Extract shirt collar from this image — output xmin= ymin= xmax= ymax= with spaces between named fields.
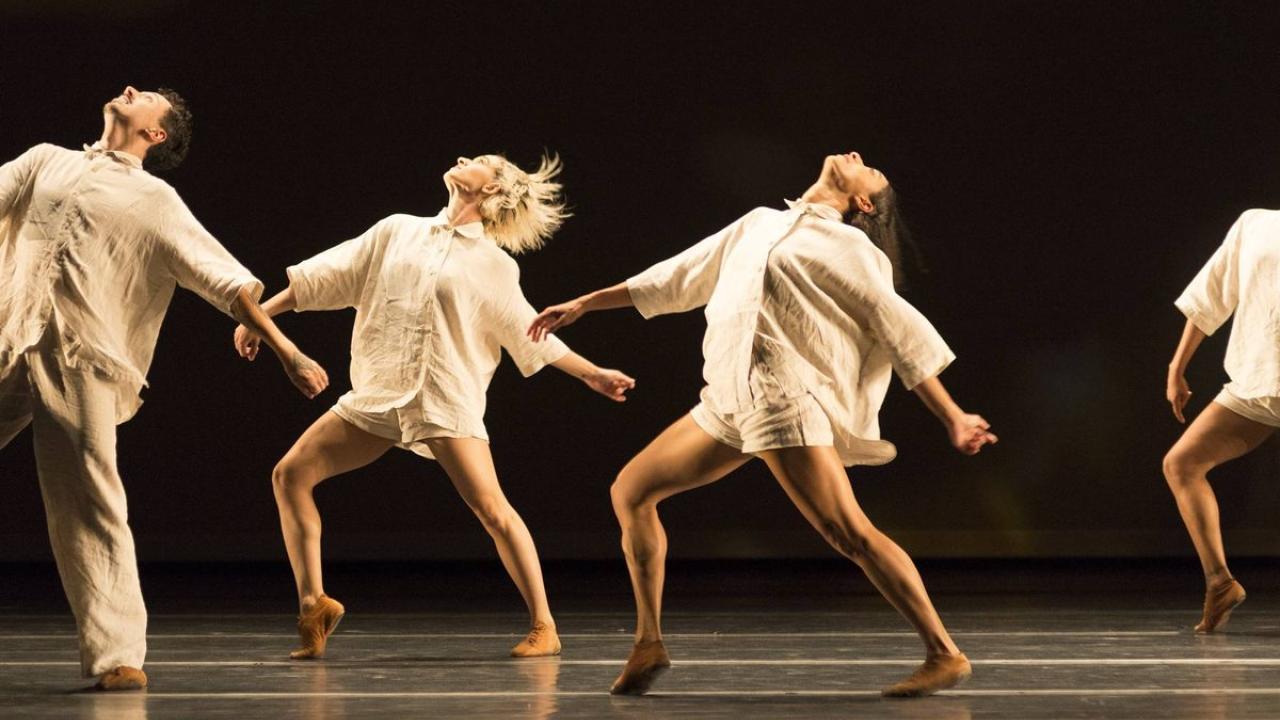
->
xmin=430 ymin=208 xmax=486 ymax=240
xmin=785 ymin=198 xmax=844 ymax=222
xmin=83 ymin=141 xmax=144 ymax=169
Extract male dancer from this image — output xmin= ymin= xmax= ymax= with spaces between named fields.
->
xmin=0 ymin=86 xmax=329 ymax=690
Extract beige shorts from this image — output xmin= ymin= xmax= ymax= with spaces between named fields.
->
xmin=1214 ymin=387 xmax=1280 ymax=428
xmin=331 ymin=400 xmax=470 ymax=459
xmin=690 ymin=393 xmax=835 ymax=456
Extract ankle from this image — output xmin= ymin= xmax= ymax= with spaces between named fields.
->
xmin=300 ymin=593 xmax=325 ymax=612
xmin=1205 ymin=570 xmax=1234 ymax=589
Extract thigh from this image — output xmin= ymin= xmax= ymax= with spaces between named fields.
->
xmin=1172 ymin=401 xmax=1275 ymax=471
xmin=615 ymin=412 xmax=752 ymax=504
xmin=280 ymin=410 xmax=395 ymax=481
xmin=758 ymin=445 xmax=872 ymax=535
xmin=423 ymin=436 xmax=506 ymax=507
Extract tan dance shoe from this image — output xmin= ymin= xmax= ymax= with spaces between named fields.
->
xmin=1196 ymin=578 xmax=1246 ymax=633
xmin=94 ymin=665 xmax=147 ymax=691
xmin=609 ymin=639 xmax=672 ymax=695
xmin=882 ymin=653 xmax=972 ymax=698
xmin=511 ymin=621 xmax=561 ymax=657
xmin=290 ymin=595 xmax=345 ymax=660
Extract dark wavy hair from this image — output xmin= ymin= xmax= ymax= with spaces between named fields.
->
xmin=847 ymin=185 xmax=925 ymax=290
xmin=143 ymin=88 xmax=192 ymax=173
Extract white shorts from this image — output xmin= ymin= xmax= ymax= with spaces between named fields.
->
xmin=690 ymin=393 xmax=835 ymax=456
xmin=1214 ymin=387 xmax=1280 ymax=428
xmin=331 ymin=400 xmax=471 ymax=459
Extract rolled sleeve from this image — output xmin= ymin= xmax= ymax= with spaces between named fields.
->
xmin=287 ymin=221 xmax=384 ymax=311
xmin=1174 ymin=210 xmax=1250 ymax=336
xmin=625 ymin=212 xmax=752 ymax=318
xmin=149 ymin=188 xmax=263 ymax=316
xmin=835 ymin=243 xmax=955 ymax=390
xmin=497 ymin=283 xmax=571 ymax=377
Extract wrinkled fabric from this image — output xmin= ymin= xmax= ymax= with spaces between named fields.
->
xmin=1176 ymin=209 xmax=1280 ymax=399
xmin=0 ymin=143 xmax=263 ymax=422
xmin=0 ymin=331 xmax=147 ymax=678
xmin=626 ymin=200 xmax=955 ymax=466
xmin=287 ymin=211 xmax=569 ymax=454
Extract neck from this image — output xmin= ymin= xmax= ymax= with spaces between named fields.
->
xmin=445 ymin=187 xmax=484 ymax=227
xmin=798 ymin=181 xmax=850 ymax=215
xmin=98 ymin=115 xmax=149 ymax=164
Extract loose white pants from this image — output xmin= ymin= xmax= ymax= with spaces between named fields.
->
xmin=0 ymin=335 xmax=147 ymax=677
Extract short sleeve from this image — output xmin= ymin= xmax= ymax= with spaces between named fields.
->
xmin=1175 ymin=210 xmax=1252 ymax=336
xmin=287 ymin=218 xmax=389 ymax=311
xmin=148 ymin=187 xmax=263 ymax=316
xmin=493 ymin=271 xmax=570 ymax=377
xmin=625 ymin=210 xmax=755 ymax=318
xmin=833 ymin=239 xmax=955 ymax=390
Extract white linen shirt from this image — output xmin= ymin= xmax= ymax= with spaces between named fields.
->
xmin=1175 ymin=208 xmax=1280 ymax=399
xmin=626 ymin=200 xmax=956 ymax=466
xmin=286 ymin=211 xmax=570 ymax=445
xmin=0 ymin=143 xmax=264 ymax=422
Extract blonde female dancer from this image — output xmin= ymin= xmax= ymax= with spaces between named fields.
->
xmin=1164 ymin=209 xmax=1280 ymax=632
xmin=235 ymin=154 xmax=635 ymax=659
xmin=529 ymin=151 xmax=997 ymax=697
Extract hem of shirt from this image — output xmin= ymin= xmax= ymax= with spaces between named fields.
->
xmin=285 ymin=265 xmax=316 ymax=311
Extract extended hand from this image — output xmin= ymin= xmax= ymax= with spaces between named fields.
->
xmin=587 ymin=368 xmax=636 ymax=402
xmin=1167 ymin=373 xmax=1191 ymax=424
xmin=527 ymin=298 xmax=587 ymax=342
xmin=283 ymin=349 xmax=330 ymax=399
xmin=948 ymin=413 xmax=998 ymax=455
xmin=233 ymin=324 xmax=262 ymax=361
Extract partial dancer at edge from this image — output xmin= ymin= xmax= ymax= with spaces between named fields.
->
xmin=529 ymin=151 xmax=998 ymax=697
xmin=235 ymin=154 xmax=635 ymax=660
xmin=0 ymin=86 xmax=329 ymax=691
xmin=1164 ymin=209 xmax=1280 ymax=632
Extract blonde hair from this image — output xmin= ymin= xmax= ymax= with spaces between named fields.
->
xmin=476 ymin=153 xmax=568 ymax=254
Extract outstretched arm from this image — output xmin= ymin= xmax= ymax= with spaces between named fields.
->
xmin=527 ymin=282 xmax=633 ymax=342
xmin=912 ymin=375 xmax=997 ymax=455
xmin=229 ymin=286 xmax=328 ymax=398
xmin=233 ymin=286 xmax=297 ymax=360
xmin=550 ymin=349 xmax=636 ymax=402
xmin=1166 ymin=318 xmax=1207 ymax=424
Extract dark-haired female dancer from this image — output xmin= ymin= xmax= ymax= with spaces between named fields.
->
xmin=529 ymin=151 xmax=996 ymax=697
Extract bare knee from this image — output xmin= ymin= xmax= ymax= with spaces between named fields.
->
xmin=1163 ymin=448 xmax=1208 ymax=490
xmin=272 ymin=454 xmax=323 ymax=497
xmin=470 ymin=494 xmax=515 ymax=534
xmin=822 ymin=521 xmax=874 ymax=562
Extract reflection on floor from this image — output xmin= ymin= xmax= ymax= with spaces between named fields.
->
xmin=1 ymin=560 xmax=1279 ymax=718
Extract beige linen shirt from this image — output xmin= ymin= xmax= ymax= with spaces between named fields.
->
xmin=0 ymin=143 xmax=264 ymax=422
xmin=626 ymin=200 xmax=955 ymax=466
xmin=1176 ymin=208 xmax=1280 ymax=399
xmin=287 ymin=211 xmax=570 ymax=445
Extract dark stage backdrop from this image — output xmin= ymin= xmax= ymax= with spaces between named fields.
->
xmin=2 ymin=1 xmax=1280 ymax=562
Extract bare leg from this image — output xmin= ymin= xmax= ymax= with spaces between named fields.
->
xmin=759 ymin=446 xmax=958 ymax=659
xmin=426 ymin=437 xmax=555 ymax=632
xmin=273 ymin=411 xmax=393 ymax=611
xmin=1163 ymin=401 xmax=1272 ymax=587
xmin=610 ymin=414 xmax=750 ymax=643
